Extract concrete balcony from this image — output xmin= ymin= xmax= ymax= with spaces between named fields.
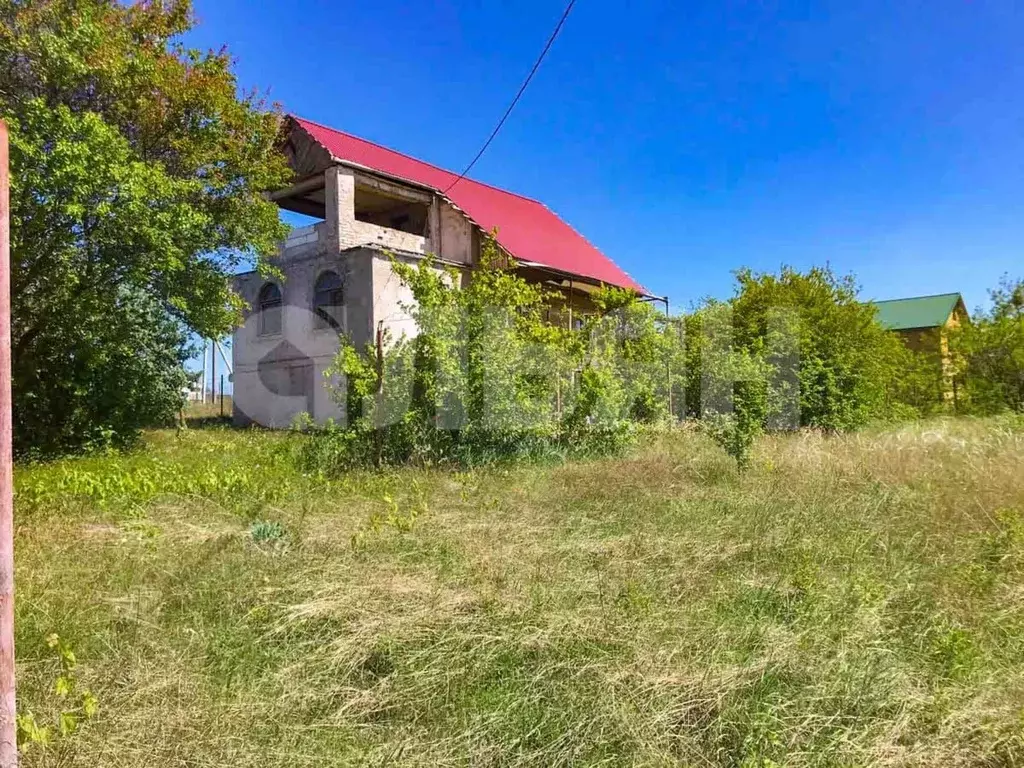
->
xmin=350 ymin=220 xmax=426 ymax=254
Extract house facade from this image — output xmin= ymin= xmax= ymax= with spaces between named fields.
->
xmin=232 ymin=116 xmax=645 ymax=428
xmin=870 ymin=292 xmax=970 ymax=400
xmin=871 ymin=292 xmax=969 ymax=355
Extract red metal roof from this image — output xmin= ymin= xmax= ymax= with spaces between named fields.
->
xmin=292 ymin=116 xmax=646 ymax=293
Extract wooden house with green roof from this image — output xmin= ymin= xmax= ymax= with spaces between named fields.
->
xmin=868 ymin=293 xmax=969 ymax=399
xmin=870 ymin=292 xmax=969 ymax=354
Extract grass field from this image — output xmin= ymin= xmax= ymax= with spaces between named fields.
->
xmin=11 ymin=417 xmax=1024 ymax=766
xmin=182 ymin=395 xmax=234 ymax=423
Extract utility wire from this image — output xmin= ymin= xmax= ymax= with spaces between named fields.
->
xmin=443 ymin=0 xmax=578 ymax=194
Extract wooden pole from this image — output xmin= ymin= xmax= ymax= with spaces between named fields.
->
xmin=0 ymin=119 xmax=19 ymax=767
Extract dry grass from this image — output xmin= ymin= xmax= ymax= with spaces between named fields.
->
xmin=11 ymin=416 xmax=1024 ymax=766
xmin=183 ymin=396 xmax=233 ymax=423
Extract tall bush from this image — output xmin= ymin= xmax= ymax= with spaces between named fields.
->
xmin=320 ymin=241 xmax=585 ymax=467
xmin=951 ymin=276 xmax=1024 ymax=414
xmin=315 ymin=257 xmax=946 ymax=470
xmin=587 ymin=285 xmax=684 ymax=423
xmin=311 ymin=239 xmax=699 ymax=469
xmin=726 ymin=266 xmax=920 ymax=430
xmin=691 ymin=301 xmax=771 ymax=467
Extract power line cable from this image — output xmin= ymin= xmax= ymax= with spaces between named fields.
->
xmin=443 ymin=0 xmax=578 ymax=194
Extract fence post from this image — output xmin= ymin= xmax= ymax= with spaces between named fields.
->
xmin=0 ymin=119 xmax=19 ymax=767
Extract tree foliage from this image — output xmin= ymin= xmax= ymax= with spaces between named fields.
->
xmin=587 ymin=285 xmax=683 ymax=424
xmin=0 ymin=0 xmax=289 ymax=454
xmin=676 ymin=266 xmax=948 ymax=464
xmin=309 ymin=240 xmax=690 ymax=469
xmin=685 ymin=301 xmax=772 ymax=467
xmin=312 ymin=256 xmax=957 ymax=470
xmin=724 ymin=266 xmax=926 ymax=431
xmin=951 ymin=276 xmax=1024 ymax=414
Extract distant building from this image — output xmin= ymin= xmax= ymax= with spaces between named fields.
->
xmin=871 ymin=292 xmax=969 ymax=354
xmin=870 ymin=292 xmax=969 ymax=400
xmin=231 ymin=116 xmax=648 ymax=428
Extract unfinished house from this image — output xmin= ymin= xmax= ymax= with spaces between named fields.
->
xmin=231 ymin=115 xmax=647 ymax=427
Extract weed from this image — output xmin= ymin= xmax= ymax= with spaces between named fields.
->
xmin=250 ymin=520 xmax=286 ymax=545
xmin=17 ymin=634 xmax=98 ymax=754
xmin=11 ymin=418 xmax=1024 ymax=766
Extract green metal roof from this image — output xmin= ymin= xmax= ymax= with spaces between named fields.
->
xmin=869 ymin=293 xmax=964 ymax=331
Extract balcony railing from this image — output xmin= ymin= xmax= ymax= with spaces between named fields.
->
xmin=351 ymin=221 xmax=426 ymax=254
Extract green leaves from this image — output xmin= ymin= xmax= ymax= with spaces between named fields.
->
xmin=0 ymin=0 xmax=290 ymax=455
xmin=54 ymin=676 xmax=72 ymax=698
xmin=81 ymin=691 xmax=99 ymax=718
xmin=16 ymin=712 xmax=52 ymax=750
xmin=58 ymin=711 xmax=78 ymax=737
xmin=317 ymin=238 xmax=685 ymax=468
xmin=17 ymin=634 xmax=98 ymax=752
xmin=717 ymin=265 xmax=923 ymax=432
xmin=950 ymin=275 xmax=1024 ymax=414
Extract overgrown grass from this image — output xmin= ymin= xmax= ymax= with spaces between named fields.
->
xmin=11 ymin=416 xmax=1024 ymax=766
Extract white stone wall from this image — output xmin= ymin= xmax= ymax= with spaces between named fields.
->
xmin=439 ymin=203 xmax=474 ymax=265
xmin=324 ymin=166 xmax=357 ymax=253
xmin=352 ymin=220 xmax=426 ymax=254
xmin=371 ymin=252 xmax=436 ymax=347
xmin=232 ymin=248 xmax=376 ymax=428
xmin=232 ymin=164 xmax=480 ymax=429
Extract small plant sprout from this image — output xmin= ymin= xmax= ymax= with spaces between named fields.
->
xmin=250 ymin=520 xmax=286 ymax=546
xmin=17 ymin=634 xmax=99 ymax=753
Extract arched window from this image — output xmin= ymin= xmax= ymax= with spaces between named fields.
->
xmin=258 ymin=282 xmax=282 ymax=336
xmin=313 ymin=271 xmax=344 ymax=331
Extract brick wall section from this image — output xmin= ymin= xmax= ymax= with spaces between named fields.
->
xmin=324 ymin=166 xmax=357 ymax=252
xmin=323 ymin=165 xmax=426 ymax=254
xmin=352 ymin=220 xmax=426 ymax=253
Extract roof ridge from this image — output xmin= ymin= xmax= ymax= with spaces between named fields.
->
xmin=290 ymin=114 xmax=545 ymax=205
xmin=872 ymin=291 xmax=961 ymax=304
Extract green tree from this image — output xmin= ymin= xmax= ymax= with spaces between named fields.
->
xmin=691 ymin=300 xmax=771 ymax=468
xmin=951 ymin=275 xmax=1024 ymax=414
xmin=727 ymin=266 xmax=914 ymax=431
xmin=0 ymin=0 xmax=289 ymax=454
xmin=587 ymin=285 xmax=683 ymax=423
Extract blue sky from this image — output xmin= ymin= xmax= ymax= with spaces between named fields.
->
xmin=185 ymin=0 xmax=1022 ymax=316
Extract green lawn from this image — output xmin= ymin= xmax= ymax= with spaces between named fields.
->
xmin=12 ymin=418 xmax=1024 ymax=766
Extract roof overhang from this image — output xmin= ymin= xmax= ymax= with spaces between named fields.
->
xmin=273 ymin=116 xmax=649 ymax=295
xmin=515 ymin=259 xmax=655 ymax=298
